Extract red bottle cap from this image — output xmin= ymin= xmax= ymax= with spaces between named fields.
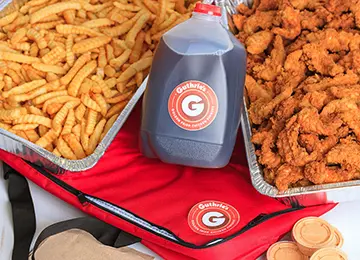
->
xmin=194 ymin=3 xmax=221 ymax=17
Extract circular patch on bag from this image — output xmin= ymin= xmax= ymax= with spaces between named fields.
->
xmin=188 ymin=200 xmax=240 ymax=236
xmin=168 ymin=80 xmax=218 ymax=131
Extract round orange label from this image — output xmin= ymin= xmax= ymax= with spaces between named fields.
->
xmin=168 ymin=80 xmax=218 ymax=131
xmin=188 ymin=200 xmax=240 ymax=236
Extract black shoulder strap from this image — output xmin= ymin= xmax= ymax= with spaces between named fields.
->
xmin=4 ymin=163 xmax=141 ymax=260
xmin=4 ymin=163 xmax=36 ymax=260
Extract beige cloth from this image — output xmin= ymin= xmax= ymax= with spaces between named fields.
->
xmin=32 ymin=229 xmax=154 ymax=260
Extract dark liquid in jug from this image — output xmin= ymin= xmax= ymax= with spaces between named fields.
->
xmin=140 ymin=6 xmax=246 ymax=168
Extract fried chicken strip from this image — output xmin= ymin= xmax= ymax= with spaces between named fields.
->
xmin=305 ymin=161 xmax=360 ymax=184
xmin=243 ymin=11 xmax=278 ymax=35
xmin=253 ymin=35 xmax=286 ymax=81
xmin=245 ymin=30 xmax=274 ymax=54
xmin=252 ymin=131 xmax=282 ymax=169
xmin=245 ymin=74 xmax=273 ymax=102
xmin=302 ymin=43 xmax=344 ymax=76
xmin=277 ymin=118 xmax=318 ymax=167
xmin=303 ymin=70 xmax=359 ymax=92
xmin=272 ymin=0 xmax=301 ymax=40
xmin=275 ymin=164 xmax=304 ymax=191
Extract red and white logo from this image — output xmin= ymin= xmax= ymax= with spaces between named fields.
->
xmin=188 ymin=200 xmax=240 ymax=236
xmin=168 ymin=80 xmax=218 ymax=131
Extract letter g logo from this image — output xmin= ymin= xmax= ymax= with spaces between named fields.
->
xmin=181 ymin=95 xmax=204 ymax=117
xmin=168 ymin=81 xmax=218 ymax=131
xmin=202 ymin=211 xmax=226 ymax=227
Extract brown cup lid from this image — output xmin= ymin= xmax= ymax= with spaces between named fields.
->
xmin=332 ymin=227 xmax=344 ymax=248
xmin=267 ymin=241 xmax=307 ymax=260
xmin=292 ymin=217 xmax=334 ymax=248
xmin=310 ymin=247 xmax=348 ymax=260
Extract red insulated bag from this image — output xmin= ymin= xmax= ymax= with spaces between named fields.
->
xmin=2 ymin=104 xmax=335 ymax=260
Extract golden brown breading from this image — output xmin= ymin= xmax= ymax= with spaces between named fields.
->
xmin=326 ymin=13 xmax=355 ymax=30
xmin=290 ymin=0 xmax=326 ymax=10
xmin=272 ymin=0 xmax=301 ymax=40
xmin=297 ymin=107 xmax=330 ymax=135
xmin=326 ymin=141 xmax=360 ymax=169
xmin=303 ymin=43 xmax=345 ymax=76
xmin=252 ymin=131 xmax=282 ymax=169
xmin=300 ymin=91 xmax=334 ymax=110
xmin=275 ymin=164 xmax=304 ymax=191
xmin=253 ymin=35 xmax=286 ymax=81
xmin=243 ymin=11 xmax=278 ymax=35
xmin=304 ymin=161 xmax=360 ymax=184
xmin=245 ymin=75 xmax=273 ymax=102
xmin=245 ymin=30 xmax=274 ymax=54
xmin=258 ymin=0 xmax=279 ymax=11
xmin=277 ymin=118 xmax=318 ymax=167
xmin=303 ymin=70 xmax=359 ymax=92
xmin=299 ymin=134 xmax=338 ymax=158
xmin=300 ymin=8 xmax=330 ymax=31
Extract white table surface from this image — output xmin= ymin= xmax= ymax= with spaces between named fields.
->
xmin=1 ymin=162 xmax=360 ymax=260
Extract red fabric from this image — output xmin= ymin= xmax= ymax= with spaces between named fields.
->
xmin=0 ymin=104 xmax=336 ymax=260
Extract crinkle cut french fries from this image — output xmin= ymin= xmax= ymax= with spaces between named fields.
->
xmin=0 ymin=0 xmax=196 ymax=160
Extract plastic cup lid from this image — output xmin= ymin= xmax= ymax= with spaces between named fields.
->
xmin=332 ymin=227 xmax=344 ymax=248
xmin=266 ymin=241 xmax=307 ymax=260
xmin=292 ymin=217 xmax=335 ymax=248
xmin=310 ymin=248 xmax=348 ymax=260
xmin=194 ymin=3 xmax=221 ymax=16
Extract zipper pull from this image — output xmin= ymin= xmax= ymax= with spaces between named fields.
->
xmin=77 ymin=192 xmax=88 ymax=206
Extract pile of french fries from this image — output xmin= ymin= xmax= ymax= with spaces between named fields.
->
xmin=0 ymin=0 xmax=196 ymax=160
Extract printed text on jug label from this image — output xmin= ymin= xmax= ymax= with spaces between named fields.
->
xmin=168 ymin=80 xmax=218 ymax=131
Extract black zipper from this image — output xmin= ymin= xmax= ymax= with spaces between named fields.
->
xmin=26 ymin=161 xmax=303 ymax=249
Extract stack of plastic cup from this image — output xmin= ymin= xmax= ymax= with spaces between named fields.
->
xmin=267 ymin=217 xmax=347 ymax=260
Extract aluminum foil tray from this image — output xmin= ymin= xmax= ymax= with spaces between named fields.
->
xmin=241 ymin=98 xmax=360 ymax=206
xmin=0 ymin=62 xmax=147 ymax=174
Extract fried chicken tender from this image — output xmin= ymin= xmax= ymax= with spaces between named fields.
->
xmin=303 ymin=70 xmax=359 ymax=92
xmin=285 ymin=31 xmax=310 ymax=54
xmin=306 ymin=29 xmax=352 ymax=52
xmin=274 ymin=95 xmax=301 ymax=121
xmin=300 ymin=8 xmax=331 ymax=31
xmin=349 ymin=1 xmax=360 ymax=28
xmin=233 ymin=14 xmax=246 ymax=31
xmin=297 ymin=107 xmax=330 ymax=135
xmin=326 ymin=13 xmax=355 ymax=30
xmin=325 ymin=0 xmax=352 ymax=15
xmin=245 ymin=75 xmax=273 ymax=102
xmin=277 ymin=118 xmax=318 ymax=167
xmin=246 ymin=53 xmax=266 ymax=74
xmin=284 ymin=50 xmax=306 ymax=79
xmin=300 ymin=91 xmax=334 ymax=110
xmin=299 ymin=134 xmax=338 ymax=158
xmin=329 ymin=85 xmax=360 ymax=99
xmin=258 ymin=0 xmax=279 ymax=11
xmin=249 ymin=84 xmax=293 ymax=124
xmin=253 ymin=35 xmax=286 ymax=81
xmin=327 ymin=141 xmax=360 ymax=169
xmin=290 ymin=0 xmax=325 ymax=10
xmin=245 ymin=30 xmax=274 ymax=54
xmin=275 ymin=164 xmax=304 ymax=191
xmin=272 ymin=0 xmax=301 ymax=40
xmin=303 ymin=43 xmax=344 ymax=76
xmin=243 ymin=11 xmax=277 ymax=35
xmin=252 ymin=131 xmax=281 ymax=169
xmin=304 ymin=161 xmax=360 ymax=184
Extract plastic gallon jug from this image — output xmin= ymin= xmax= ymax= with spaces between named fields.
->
xmin=140 ymin=3 xmax=246 ymax=168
